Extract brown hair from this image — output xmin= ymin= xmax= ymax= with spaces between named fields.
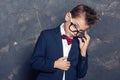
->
xmin=70 ymin=4 xmax=99 ymax=26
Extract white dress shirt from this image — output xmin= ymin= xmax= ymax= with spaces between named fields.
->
xmin=60 ymin=23 xmax=72 ymax=80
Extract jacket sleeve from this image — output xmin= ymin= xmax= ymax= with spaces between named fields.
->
xmin=30 ymin=31 xmax=57 ymax=73
xmin=77 ymin=52 xmax=88 ymax=78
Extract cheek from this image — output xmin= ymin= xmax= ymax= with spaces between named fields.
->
xmin=77 ymin=33 xmax=81 ymax=36
xmin=72 ymin=32 xmax=78 ymax=36
xmin=69 ymin=31 xmax=75 ymax=36
xmin=69 ymin=26 xmax=76 ymax=32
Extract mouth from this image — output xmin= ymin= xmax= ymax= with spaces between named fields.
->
xmin=73 ymin=34 xmax=78 ymax=37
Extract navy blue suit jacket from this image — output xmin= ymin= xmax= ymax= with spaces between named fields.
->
xmin=31 ymin=26 xmax=88 ymax=80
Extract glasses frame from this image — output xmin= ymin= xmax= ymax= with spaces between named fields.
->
xmin=69 ymin=22 xmax=86 ymax=38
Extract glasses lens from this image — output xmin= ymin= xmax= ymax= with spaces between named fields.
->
xmin=69 ymin=22 xmax=86 ymax=37
xmin=78 ymin=31 xmax=85 ymax=38
xmin=69 ymin=23 xmax=78 ymax=32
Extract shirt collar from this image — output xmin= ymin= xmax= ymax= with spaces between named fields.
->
xmin=60 ymin=23 xmax=65 ymax=35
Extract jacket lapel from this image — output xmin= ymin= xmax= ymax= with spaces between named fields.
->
xmin=53 ymin=26 xmax=79 ymax=59
xmin=54 ymin=26 xmax=63 ymax=57
xmin=68 ymin=37 xmax=78 ymax=60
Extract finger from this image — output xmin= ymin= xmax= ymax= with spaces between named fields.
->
xmin=67 ymin=62 xmax=71 ymax=67
xmin=66 ymin=61 xmax=70 ymax=64
xmin=67 ymin=66 xmax=70 ymax=69
xmin=80 ymin=32 xmax=90 ymax=43
xmin=64 ymin=67 xmax=69 ymax=71
xmin=60 ymin=56 xmax=67 ymax=60
xmin=84 ymin=31 xmax=90 ymax=40
xmin=67 ymin=64 xmax=71 ymax=67
xmin=64 ymin=68 xmax=68 ymax=71
xmin=66 ymin=63 xmax=70 ymax=66
xmin=79 ymin=37 xmax=86 ymax=43
xmin=84 ymin=35 xmax=90 ymax=44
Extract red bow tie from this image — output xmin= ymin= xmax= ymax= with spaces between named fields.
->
xmin=61 ymin=34 xmax=73 ymax=45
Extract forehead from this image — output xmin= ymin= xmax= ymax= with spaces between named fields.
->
xmin=72 ymin=17 xmax=89 ymax=30
xmin=73 ymin=13 xmax=86 ymax=23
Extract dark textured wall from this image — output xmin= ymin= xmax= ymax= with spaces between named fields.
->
xmin=0 ymin=0 xmax=120 ymax=80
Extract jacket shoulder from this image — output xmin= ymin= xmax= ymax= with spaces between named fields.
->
xmin=41 ymin=26 xmax=60 ymax=36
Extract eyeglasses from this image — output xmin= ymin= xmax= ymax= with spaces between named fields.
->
xmin=69 ymin=22 xmax=86 ymax=38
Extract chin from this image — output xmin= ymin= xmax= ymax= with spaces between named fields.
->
xmin=70 ymin=33 xmax=76 ymax=38
xmin=72 ymin=34 xmax=76 ymax=37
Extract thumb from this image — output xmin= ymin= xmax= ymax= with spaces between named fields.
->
xmin=59 ymin=56 xmax=67 ymax=60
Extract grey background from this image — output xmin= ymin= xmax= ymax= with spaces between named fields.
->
xmin=0 ymin=0 xmax=120 ymax=80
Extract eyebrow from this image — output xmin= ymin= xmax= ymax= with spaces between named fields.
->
xmin=72 ymin=22 xmax=79 ymax=28
xmin=73 ymin=22 xmax=83 ymax=30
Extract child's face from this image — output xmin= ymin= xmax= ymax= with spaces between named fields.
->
xmin=68 ymin=15 xmax=89 ymax=37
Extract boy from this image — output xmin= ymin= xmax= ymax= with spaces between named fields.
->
xmin=31 ymin=4 xmax=99 ymax=80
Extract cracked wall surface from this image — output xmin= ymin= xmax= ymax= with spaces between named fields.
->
xmin=0 ymin=0 xmax=120 ymax=80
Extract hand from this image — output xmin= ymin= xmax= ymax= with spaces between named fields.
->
xmin=54 ymin=57 xmax=71 ymax=71
xmin=78 ymin=32 xmax=90 ymax=56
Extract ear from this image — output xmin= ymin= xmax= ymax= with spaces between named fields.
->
xmin=65 ymin=12 xmax=72 ymax=21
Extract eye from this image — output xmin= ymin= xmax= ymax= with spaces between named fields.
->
xmin=74 ymin=24 xmax=78 ymax=28
xmin=80 ymin=30 xmax=85 ymax=32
